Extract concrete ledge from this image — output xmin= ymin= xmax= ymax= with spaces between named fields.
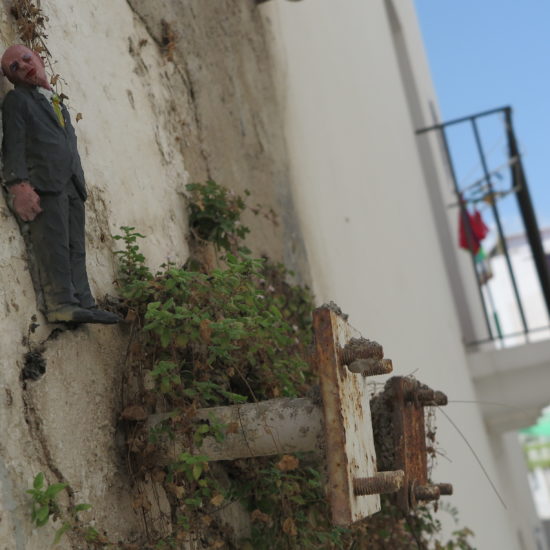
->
xmin=467 ymin=339 xmax=550 ymax=432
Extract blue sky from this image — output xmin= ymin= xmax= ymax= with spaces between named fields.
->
xmin=414 ymin=1 xmax=550 ymax=230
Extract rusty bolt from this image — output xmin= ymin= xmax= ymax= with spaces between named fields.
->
xmin=427 ymin=391 xmax=448 ymax=406
xmin=341 ymin=337 xmax=384 ymax=365
xmin=353 ymin=470 xmax=404 ymax=496
xmin=348 ymin=358 xmax=393 ymax=376
xmin=436 ymin=483 xmax=453 ymax=496
xmin=406 ymin=389 xmax=448 ymax=406
xmin=414 ymin=484 xmax=441 ymax=502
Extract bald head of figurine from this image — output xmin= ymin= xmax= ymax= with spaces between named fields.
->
xmin=1 ymin=45 xmax=50 ymax=89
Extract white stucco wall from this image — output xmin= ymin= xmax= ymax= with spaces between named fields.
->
xmin=0 ymin=1 xmax=305 ymax=548
xmin=262 ymin=0 xmax=518 ymax=547
xmin=0 ymin=3 xmax=191 ymax=548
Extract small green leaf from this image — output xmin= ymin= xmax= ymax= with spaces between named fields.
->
xmin=44 ymin=483 xmax=67 ymax=499
xmin=36 ymin=504 xmax=50 ymax=525
xmin=184 ymin=497 xmax=202 ymax=508
xmin=85 ymin=527 xmax=99 ymax=541
xmin=74 ymin=503 xmax=92 ymax=512
xmin=160 ymin=331 xmax=171 ymax=348
xmin=33 ymin=473 xmax=45 ymax=490
xmin=192 ymin=464 xmax=203 ymax=480
xmin=219 ymin=390 xmax=248 ymax=404
xmin=160 ymin=377 xmax=171 ymax=393
xmin=175 ymin=334 xmax=188 ymax=347
xmin=53 ymin=522 xmax=71 ymax=545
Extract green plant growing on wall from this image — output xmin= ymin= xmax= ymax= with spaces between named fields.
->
xmin=186 ymin=180 xmax=250 ymax=253
xmin=27 ymin=472 xmax=67 ymax=529
xmin=113 ymin=181 xmax=475 ymax=549
xmin=27 ymin=473 xmax=94 ymax=546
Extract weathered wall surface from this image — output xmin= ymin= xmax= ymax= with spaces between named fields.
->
xmin=125 ymin=0 xmax=309 ymax=276
xmin=0 ymin=1 xmax=307 ymax=548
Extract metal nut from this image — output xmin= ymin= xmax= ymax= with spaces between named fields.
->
xmin=341 ymin=338 xmax=384 ymax=365
xmin=414 ymin=484 xmax=440 ymax=501
xmin=348 ymin=358 xmax=393 ymax=376
xmin=406 ymin=389 xmax=448 ymax=406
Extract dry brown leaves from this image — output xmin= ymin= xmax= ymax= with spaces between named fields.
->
xmin=282 ymin=517 xmax=298 ymax=536
xmin=210 ymin=493 xmax=224 ymax=507
xmin=10 ymin=1 xmax=48 ymax=49
xmin=165 ymin=482 xmax=185 ymax=499
xmin=251 ymin=509 xmax=271 ymax=525
xmin=131 ymin=493 xmax=151 ymax=511
xmin=125 ymin=308 xmax=138 ymax=323
xmin=276 ymin=454 xmax=299 ymax=472
xmin=199 ymin=319 xmax=212 ymax=344
xmin=120 ymin=405 xmax=148 ymax=422
xmin=150 ymin=469 xmax=166 ymax=483
xmin=226 ymin=422 xmax=239 ymax=434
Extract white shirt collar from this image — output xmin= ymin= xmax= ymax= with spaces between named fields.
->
xmin=37 ymin=86 xmax=54 ymax=102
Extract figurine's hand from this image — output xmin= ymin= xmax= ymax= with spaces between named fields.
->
xmin=9 ymin=181 xmax=42 ymax=221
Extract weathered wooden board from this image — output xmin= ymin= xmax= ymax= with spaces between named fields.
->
xmin=313 ymin=306 xmax=381 ymax=525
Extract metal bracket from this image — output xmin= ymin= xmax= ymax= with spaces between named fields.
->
xmin=373 ymin=376 xmax=453 ymax=513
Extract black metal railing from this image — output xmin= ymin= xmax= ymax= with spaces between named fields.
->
xmin=417 ymin=107 xmax=550 ymax=347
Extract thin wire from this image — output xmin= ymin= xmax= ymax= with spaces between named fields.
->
xmin=437 ymin=407 xmax=507 ymax=510
xmin=459 ymin=155 xmax=519 ymax=194
xmin=456 ymin=132 xmax=507 ymax=188
xmin=448 ymin=400 xmax=525 ymax=410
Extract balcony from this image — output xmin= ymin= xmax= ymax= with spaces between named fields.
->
xmin=419 ymin=106 xmax=550 ymax=349
xmin=418 ymin=107 xmax=550 ymax=433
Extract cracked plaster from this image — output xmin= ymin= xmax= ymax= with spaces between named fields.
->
xmin=0 ymin=0 xmax=309 ymax=547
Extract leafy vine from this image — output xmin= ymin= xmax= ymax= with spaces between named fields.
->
xmin=110 ymin=181 xmax=475 ymax=549
xmin=25 ymin=181 xmax=475 ymax=549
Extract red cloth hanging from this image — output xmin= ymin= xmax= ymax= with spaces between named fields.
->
xmin=459 ymin=208 xmax=489 ymax=254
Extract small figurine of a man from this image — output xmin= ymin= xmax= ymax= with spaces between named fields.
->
xmin=1 ymin=45 xmax=119 ymax=324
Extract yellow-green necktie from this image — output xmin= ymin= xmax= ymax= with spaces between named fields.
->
xmin=51 ymin=94 xmax=65 ymax=128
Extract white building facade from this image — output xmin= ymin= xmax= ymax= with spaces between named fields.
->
xmin=262 ymin=1 xmax=550 ymax=548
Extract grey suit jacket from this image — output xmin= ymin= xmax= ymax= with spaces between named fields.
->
xmin=1 ymin=84 xmax=87 ymax=200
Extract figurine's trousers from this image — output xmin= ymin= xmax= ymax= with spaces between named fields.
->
xmin=27 ymin=179 xmax=95 ymax=312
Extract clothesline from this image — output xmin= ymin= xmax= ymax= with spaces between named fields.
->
xmin=447 ymin=185 xmax=521 ymax=210
xmin=459 ymin=155 xmax=519 ymax=194
xmin=447 ymin=153 xmax=522 ymax=209
xmin=455 ymin=132 xmax=508 ymax=190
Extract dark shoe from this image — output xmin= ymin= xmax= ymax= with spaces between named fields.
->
xmin=46 ymin=305 xmax=97 ymax=324
xmin=87 ymin=307 xmax=121 ymax=324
